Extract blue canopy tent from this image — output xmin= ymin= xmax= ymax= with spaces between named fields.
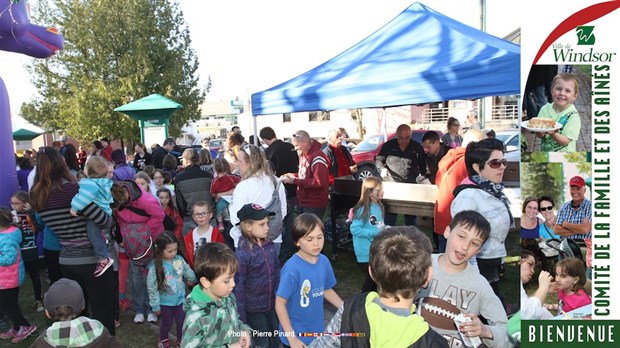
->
xmin=251 ymin=2 xmax=520 ymax=116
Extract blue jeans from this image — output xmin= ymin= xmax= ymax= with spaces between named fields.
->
xmin=247 ymin=310 xmax=279 ymax=348
xmin=129 ymin=260 xmax=152 ymax=315
xmin=86 ymin=219 xmax=109 ymax=261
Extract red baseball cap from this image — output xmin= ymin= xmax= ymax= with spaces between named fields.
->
xmin=569 ymin=175 xmax=586 ymax=188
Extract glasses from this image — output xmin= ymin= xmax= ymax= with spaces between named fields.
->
xmin=486 ymin=159 xmax=508 ymax=169
xmin=192 ymin=212 xmax=210 ymax=217
xmin=539 ymin=205 xmax=553 ymax=212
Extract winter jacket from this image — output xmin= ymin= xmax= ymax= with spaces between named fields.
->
xmin=293 ymin=140 xmax=329 ymax=209
xmin=451 ymin=178 xmax=511 ymax=259
xmin=182 ymin=285 xmax=251 ymax=348
xmin=115 ymin=180 xmax=165 ymax=239
xmin=30 ymin=316 xmax=122 ymax=348
xmin=0 ymin=226 xmax=26 ymax=289
xmin=433 ymin=148 xmax=467 ymax=236
xmin=183 ymin=226 xmax=224 ymax=269
xmin=233 ymin=237 xmax=280 ymax=323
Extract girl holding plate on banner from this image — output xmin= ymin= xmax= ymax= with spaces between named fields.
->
xmin=531 ymin=73 xmax=582 ymax=152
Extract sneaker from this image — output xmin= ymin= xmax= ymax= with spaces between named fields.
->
xmin=35 ymin=300 xmax=45 ymax=313
xmin=147 ymin=313 xmax=158 ymax=323
xmin=11 ymin=325 xmax=37 ymax=343
xmin=133 ymin=313 xmax=145 ymax=323
xmin=94 ymin=257 xmax=114 ymax=277
xmin=119 ymin=298 xmax=131 ymax=311
xmin=0 ymin=328 xmax=17 ymax=339
xmin=158 ymin=338 xmax=172 ymax=348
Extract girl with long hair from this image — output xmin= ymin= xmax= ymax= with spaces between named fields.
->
xmin=29 ymin=147 xmax=117 ymax=334
xmin=349 ymin=177 xmax=385 ymax=292
xmin=228 ymin=144 xmax=287 ymax=252
xmin=147 ymin=232 xmax=196 ymax=348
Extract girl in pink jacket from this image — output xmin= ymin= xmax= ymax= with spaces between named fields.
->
xmin=0 ymin=207 xmax=37 ymax=343
xmin=111 ymin=180 xmax=165 ymax=324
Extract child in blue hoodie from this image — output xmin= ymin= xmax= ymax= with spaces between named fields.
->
xmin=70 ymin=156 xmax=114 ymax=277
xmin=350 ymin=177 xmax=385 ymax=292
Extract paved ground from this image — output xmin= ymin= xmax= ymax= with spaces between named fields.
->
xmin=523 ymin=67 xmax=592 ymax=152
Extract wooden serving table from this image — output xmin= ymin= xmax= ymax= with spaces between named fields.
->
xmin=330 ymin=178 xmax=437 ymax=259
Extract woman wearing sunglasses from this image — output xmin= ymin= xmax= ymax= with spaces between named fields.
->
xmin=520 ymin=196 xmax=542 ymax=239
xmin=451 ymin=138 xmax=514 ymax=306
xmin=537 ymin=196 xmax=560 ymax=239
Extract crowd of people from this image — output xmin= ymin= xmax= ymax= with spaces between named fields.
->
xmin=1 ymin=117 xmax=540 ymax=348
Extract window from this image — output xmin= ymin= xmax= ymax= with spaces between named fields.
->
xmin=309 ymin=111 xmax=330 ymax=122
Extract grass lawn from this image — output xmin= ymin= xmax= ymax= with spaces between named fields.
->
xmin=8 ymin=220 xmax=520 ymax=347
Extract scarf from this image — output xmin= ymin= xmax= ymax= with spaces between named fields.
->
xmin=469 ymin=174 xmax=515 ymax=228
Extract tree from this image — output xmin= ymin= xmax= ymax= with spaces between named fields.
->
xmin=21 ymin=0 xmax=207 ymax=143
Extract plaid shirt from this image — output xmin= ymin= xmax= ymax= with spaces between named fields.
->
xmin=556 ymin=199 xmax=592 ymax=239
xmin=40 ymin=316 xmax=105 ymax=347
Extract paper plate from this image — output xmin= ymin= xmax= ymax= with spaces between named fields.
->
xmin=521 ymin=120 xmax=562 ymax=132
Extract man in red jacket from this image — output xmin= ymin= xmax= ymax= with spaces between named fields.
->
xmin=280 ymin=130 xmax=329 ymax=219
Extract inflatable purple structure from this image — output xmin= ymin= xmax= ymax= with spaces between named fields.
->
xmin=1 ymin=0 xmax=63 ymax=205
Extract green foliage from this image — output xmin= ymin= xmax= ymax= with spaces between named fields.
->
xmin=522 ymin=162 xmax=564 ymax=206
xmin=563 ymin=152 xmax=591 ymax=175
xmin=21 ymin=0 xmax=207 ymax=143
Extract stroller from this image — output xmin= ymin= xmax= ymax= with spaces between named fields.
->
xmin=545 ymin=238 xmax=586 ymax=266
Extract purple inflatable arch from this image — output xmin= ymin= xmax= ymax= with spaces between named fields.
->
xmin=1 ymin=0 xmax=63 ymax=205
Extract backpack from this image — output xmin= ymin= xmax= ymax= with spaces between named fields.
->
xmin=124 ymin=205 xmax=176 ymax=231
xmin=118 ymin=205 xmax=173 ymax=265
xmin=119 ymin=221 xmax=154 ymax=265
xmin=265 ymin=176 xmax=284 ymax=241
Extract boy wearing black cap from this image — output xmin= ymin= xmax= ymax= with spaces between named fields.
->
xmin=31 ymin=278 xmax=121 ymax=348
xmin=233 ymin=204 xmax=280 ymax=348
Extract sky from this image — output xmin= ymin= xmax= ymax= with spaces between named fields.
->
xmin=1 ymin=0 xmax=521 ymax=116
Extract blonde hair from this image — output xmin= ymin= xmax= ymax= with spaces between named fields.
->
xmin=552 ymin=72 xmax=579 ymax=95
xmin=85 ymin=156 xmax=110 ymax=178
xmin=238 ymin=144 xmax=271 ymax=179
xmin=134 ymin=171 xmax=152 ymax=192
xmin=352 ymin=177 xmax=384 ymax=221
xmin=239 ymin=219 xmax=264 ymax=250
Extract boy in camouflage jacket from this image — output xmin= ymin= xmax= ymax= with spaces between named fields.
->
xmin=181 ymin=243 xmax=251 ymax=348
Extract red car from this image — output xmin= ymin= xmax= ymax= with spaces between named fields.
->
xmin=351 ymin=130 xmax=442 ymax=180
